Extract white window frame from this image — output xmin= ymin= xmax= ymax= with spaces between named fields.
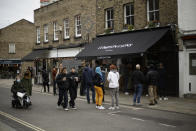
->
xmin=147 ymin=0 xmax=159 ymax=22
xmin=44 ymin=24 xmax=49 ymax=42
xmin=124 ymin=3 xmax=134 ymax=25
xmin=53 ymin=22 xmax=58 ymax=41
xmin=105 ymin=8 xmax=114 ymax=29
xmin=36 ymin=27 xmax=40 ymax=44
xmin=9 ymin=44 xmax=15 ymax=54
xmin=64 ymin=19 xmax=70 ymax=39
xmin=75 ymin=15 xmax=81 ymax=37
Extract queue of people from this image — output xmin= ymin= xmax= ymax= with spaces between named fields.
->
xmin=11 ymin=62 xmax=168 ymax=111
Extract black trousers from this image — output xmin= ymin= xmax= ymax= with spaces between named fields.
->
xmin=69 ymin=86 xmax=77 ymax=107
xmin=53 ymin=80 xmax=56 ymax=95
xmin=57 ymin=88 xmax=68 ymax=108
xmin=43 ymin=82 xmax=49 ymax=92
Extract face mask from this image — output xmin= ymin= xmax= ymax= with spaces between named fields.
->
xmin=17 ymin=79 xmax=21 ymax=82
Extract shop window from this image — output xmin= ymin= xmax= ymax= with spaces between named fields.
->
xmin=9 ymin=44 xmax=15 ymax=54
xmin=64 ymin=18 xmax=70 ymax=39
xmin=44 ymin=24 xmax=49 ymax=42
xmin=124 ymin=3 xmax=134 ymax=26
xmin=36 ymin=27 xmax=40 ymax=44
xmin=147 ymin=0 xmax=159 ymax=22
xmin=189 ymin=53 xmax=196 ymax=75
xmin=75 ymin=15 xmax=81 ymax=37
xmin=105 ymin=8 xmax=114 ymax=29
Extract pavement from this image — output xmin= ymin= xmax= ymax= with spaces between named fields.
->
xmin=1 ymin=79 xmax=196 ymax=116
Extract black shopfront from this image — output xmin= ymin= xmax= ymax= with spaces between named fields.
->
xmin=77 ymin=27 xmax=179 ymax=96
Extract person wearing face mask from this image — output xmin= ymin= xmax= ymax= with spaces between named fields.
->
xmin=11 ymin=75 xmax=26 ymax=99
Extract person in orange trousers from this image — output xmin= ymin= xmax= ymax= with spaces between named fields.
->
xmin=94 ymin=67 xmax=105 ymax=110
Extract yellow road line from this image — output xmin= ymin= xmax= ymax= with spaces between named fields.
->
xmin=0 ymin=111 xmax=45 ymax=131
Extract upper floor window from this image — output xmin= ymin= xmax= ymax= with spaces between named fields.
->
xmin=44 ymin=24 xmax=49 ymax=42
xmin=53 ymin=22 xmax=58 ymax=41
xmin=105 ymin=8 xmax=114 ymax=29
xmin=64 ymin=19 xmax=70 ymax=39
xmin=9 ymin=44 xmax=15 ymax=54
xmin=124 ymin=3 xmax=134 ymax=25
xmin=36 ymin=27 xmax=40 ymax=44
xmin=75 ymin=15 xmax=81 ymax=37
xmin=147 ymin=0 xmax=159 ymax=21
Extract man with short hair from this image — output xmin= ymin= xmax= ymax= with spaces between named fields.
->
xmin=131 ymin=64 xmax=145 ymax=106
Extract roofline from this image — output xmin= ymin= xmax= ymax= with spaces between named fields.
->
xmin=0 ymin=19 xmax=34 ymax=30
xmin=96 ymin=26 xmax=171 ymax=38
xmin=34 ymin=0 xmax=62 ymax=12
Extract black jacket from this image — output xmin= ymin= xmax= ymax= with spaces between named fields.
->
xmin=146 ymin=69 xmax=159 ymax=86
xmin=132 ymin=70 xmax=145 ymax=85
xmin=56 ymin=73 xmax=70 ymax=90
xmin=93 ymin=73 xmax=103 ymax=87
xmin=68 ymin=72 xmax=79 ymax=89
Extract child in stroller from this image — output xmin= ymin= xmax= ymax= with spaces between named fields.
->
xmin=11 ymin=75 xmax=32 ymax=108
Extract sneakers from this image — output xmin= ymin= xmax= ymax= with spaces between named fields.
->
xmin=71 ymin=106 xmax=77 ymax=110
xmin=56 ymin=105 xmax=61 ymax=109
xmin=164 ymin=97 xmax=168 ymax=100
xmin=132 ymin=103 xmax=136 ymax=106
xmin=96 ymin=105 xmax=99 ymax=109
xmin=108 ymin=107 xmax=115 ymax=110
xmin=64 ymin=108 xmax=69 ymax=111
xmin=98 ymin=106 xmax=105 ymax=110
xmin=159 ymin=97 xmax=163 ymax=101
xmin=124 ymin=92 xmax=129 ymax=95
xmin=115 ymin=106 xmax=120 ymax=109
xmin=149 ymin=103 xmax=155 ymax=106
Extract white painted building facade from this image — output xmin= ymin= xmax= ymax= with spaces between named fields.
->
xmin=178 ymin=0 xmax=196 ymax=97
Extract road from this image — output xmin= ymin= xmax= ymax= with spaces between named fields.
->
xmin=0 ymin=86 xmax=196 ymax=131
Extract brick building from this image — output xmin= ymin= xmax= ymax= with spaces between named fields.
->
xmin=77 ymin=0 xmax=179 ymax=96
xmin=0 ymin=19 xmax=35 ymax=78
xmin=23 ymin=0 xmax=97 ymax=83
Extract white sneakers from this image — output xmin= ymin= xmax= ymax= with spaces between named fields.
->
xmin=96 ymin=105 xmax=105 ymax=110
xmin=159 ymin=97 xmax=169 ymax=100
xmin=108 ymin=107 xmax=115 ymax=110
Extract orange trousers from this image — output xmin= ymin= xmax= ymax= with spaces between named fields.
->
xmin=94 ymin=85 xmax=103 ymax=106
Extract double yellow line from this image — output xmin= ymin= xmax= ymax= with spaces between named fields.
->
xmin=0 ymin=111 xmax=45 ymax=131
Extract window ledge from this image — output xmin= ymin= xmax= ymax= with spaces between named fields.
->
xmin=64 ymin=38 xmax=70 ymax=41
xmin=44 ymin=41 xmax=49 ymax=44
xmin=53 ymin=40 xmax=59 ymax=42
xmin=74 ymin=36 xmax=82 ymax=39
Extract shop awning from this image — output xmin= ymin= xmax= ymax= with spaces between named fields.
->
xmin=22 ymin=49 xmax=50 ymax=61
xmin=0 ymin=60 xmax=21 ymax=64
xmin=76 ymin=27 xmax=169 ymax=58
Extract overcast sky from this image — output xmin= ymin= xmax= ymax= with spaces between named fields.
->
xmin=0 ymin=0 xmax=40 ymax=29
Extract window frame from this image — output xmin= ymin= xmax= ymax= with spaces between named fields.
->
xmin=75 ymin=15 xmax=82 ymax=38
xmin=36 ymin=27 xmax=41 ymax=44
xmin=124 ymin=3 xmax=134 ymax=26
xmin=105 ymin=8 xmax=114 ymax=29
xmin=64 ymin=18 xmax=70 ymax=39
xmin=9 ymin=43 xmax=15 ymax=54
xmin=53 ymin=22 xmax=58 ymax=41
xmin=44 ymin=24 xmax=49 ymax=42
xmin=147 ymin=0 xmax=159 ymax=22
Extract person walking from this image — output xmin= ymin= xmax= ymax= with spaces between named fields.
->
xmin=52 ymin=67 xmax=57 ymax=96
xmin=68 ymin=67 xmax=79 ymax=109
xmin=146 ymin=64 xmax=159 ymax=105
xmin=158 ymin=63 xmax=168 ymax=100
xmin=82 ymin=64 xmax=95 ymax=104
xmin=131 ymin=64 xmax=145 ymax=106
xmin=107 ymin=64 xmax=120 ymax=110
xmin=56 ymin=67 xmax=70 ymax=111
xmin=94 ymin=67 xmax=105 ymax=110
xmin=42 ymin=69 xmax=50 ymax=93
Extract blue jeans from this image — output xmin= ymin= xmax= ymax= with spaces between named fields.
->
xmin=133 ymin=84 xmax=143 ymax=104
xmin=86 ymin=84 xmax=95 ymax=103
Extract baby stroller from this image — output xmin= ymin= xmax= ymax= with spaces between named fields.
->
xmin=11 ymin=81 xmax=32 ymax=109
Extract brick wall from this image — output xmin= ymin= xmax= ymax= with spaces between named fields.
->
xmin=34 ymin=0 xmax=97 ymax=49
xmin=96 ymin=0 xmax=177 ymax=35
xmin=0 ymin=19 xmax=35 ymax=60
